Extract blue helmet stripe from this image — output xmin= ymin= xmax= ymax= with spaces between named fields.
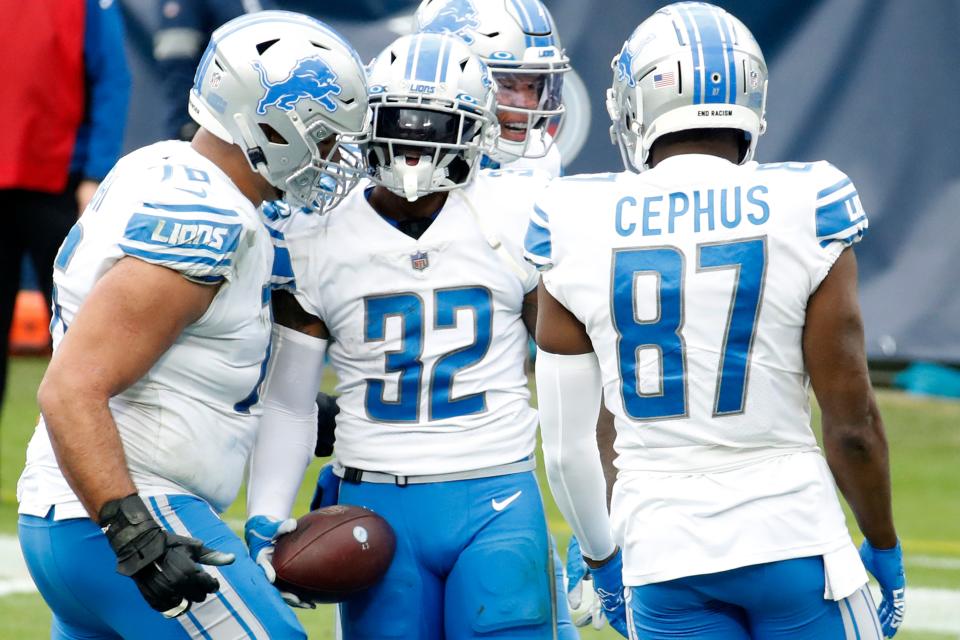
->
xmin=414 ymin=35 xmax=443 ymax=83
xmin=515 ymin=0 xmax=551 ymax=33
xmin=439 ymin=36 xmax=452 ymax=82
xmin=510 ymin=0 xmax=554 ymax=49
xmin=671 ymin=19 xmax=686 ymax=46
xmin=717 ymin=13 xmax=737 ymax=102
xmin=507 ymin=0 xmax=533 ymax=48
xmin=194 ymin=40 xmax=216 ymax=90
xmin=405 ymin=35 xmax=418 ymax=81
xmin=676 ymin=7 xmax=702 ymax=103
xmin=688 ymin=4 xmax=728 ymax=104
xmin=530 ymin=34 xmax=555 ymax=48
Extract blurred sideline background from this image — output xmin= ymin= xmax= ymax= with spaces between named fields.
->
xmin=12 ymin=0 xmax=960 ymax=379
xmin=3 ymin=0 xmax=959 ymax=637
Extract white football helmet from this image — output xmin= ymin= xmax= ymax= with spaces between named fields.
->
xmin=189 ymin=11 xmax=370 ymax=212
xmin=607 ymin=2 xmax=768 ymax=172
xmin=364 ymin=33 xmax=499 ymax=202
xmin=414 ymin=0 xmax=569 ymax=163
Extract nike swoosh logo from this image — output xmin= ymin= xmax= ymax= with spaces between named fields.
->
xmin=491 ymin=490 xmax=522 ymax=512
xmin=176 ymin=187 xmax=208 ymax=198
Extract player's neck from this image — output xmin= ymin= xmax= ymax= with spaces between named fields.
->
xmin=648 ymin=140 xmax=740 ymax=168
xmin=368 ymin=186 xmax=448 ymax=222
xmin=191 ymin=129 xmax=276 ymax=207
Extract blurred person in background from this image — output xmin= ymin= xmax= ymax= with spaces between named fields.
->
xmin=153 ymin=0 xmax=276 ymax=141
xmin=414 ymin=0 xmax=569 ymax=178
xmin=0 ymin=0 xmax=129 ymax=414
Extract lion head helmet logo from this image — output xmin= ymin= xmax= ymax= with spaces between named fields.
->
xmin=421 ymin=0 xmax=481 ymax=45
xmin=254 ymin=56 xmax=342 ymax=114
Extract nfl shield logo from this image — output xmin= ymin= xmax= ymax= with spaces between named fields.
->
xmin=410 ymin=250 xmax=429 ymax=271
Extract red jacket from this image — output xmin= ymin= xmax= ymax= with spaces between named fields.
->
xmin=0 ymin=0 xmax=85 ymax=192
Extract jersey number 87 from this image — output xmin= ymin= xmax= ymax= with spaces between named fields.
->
xmin=612 ymin=236 xmax=767 ymax=421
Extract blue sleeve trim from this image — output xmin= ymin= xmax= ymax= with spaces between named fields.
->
xmin=188 ymin=274 xmax=226 ymax=284
xmin=272 ymin=246 xmax=294 ymax=280
xmin=815 ymin=193 xmax=865 ymax=239
xmin=73 ymin=0 xmax=131 ymax=180
xmin=817 ymin=176 xmax=852 ymax=200
xmin=119 ymin=244 xmax=232 ymax=268
xmin=533 ymin=204 xmax=550 ymax=224
xmin=144 ymin=202 xmax=239 ymax=217
xmin=818 ymin=230 xmax=866 ymax=249
xmin=124 ymin=213 xmax=242 ymax=255
xmin=523 ymin=204 xmax=554 ymax=269
xmin=265 ymin=225 xmax=285 ymax=240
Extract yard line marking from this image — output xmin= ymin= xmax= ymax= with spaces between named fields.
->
xmin=2 ymin=533 xmax=960 ymax=633
xmin=909 ymin=555 xmax=960 ymax=570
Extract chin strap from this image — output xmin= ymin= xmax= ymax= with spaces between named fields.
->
xmin=452 ymin=189 xmax=529 ymax=281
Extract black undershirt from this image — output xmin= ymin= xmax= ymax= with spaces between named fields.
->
xmin=365 ymin=186 xmax=441 ymax=240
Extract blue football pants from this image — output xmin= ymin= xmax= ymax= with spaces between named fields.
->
xmin=626 ymin=556 xmax=882 ymax=639
xmin=18 ymin=494 xmax=304 ymax=639
xmin=337 ymin=470 xmax=575 ymax=640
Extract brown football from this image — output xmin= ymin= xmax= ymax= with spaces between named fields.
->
xmin=272 ymin=505 xmax=396 ymax=603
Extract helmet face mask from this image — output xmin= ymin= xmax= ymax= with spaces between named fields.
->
xmin=188 ymin=11 xmax=371 ymax=212
xmin=364 ymin=34 xmax=499 ymax=202
xmin=414 ymin=0 xmax=570 ymax=162
xmin=607 ymin=2 xmax=768 ymax=173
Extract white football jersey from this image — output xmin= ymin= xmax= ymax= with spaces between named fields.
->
xmin=526 ymin=155 xmax=870 ymax=589
xmin=279 ymin=171 xmax=548 ymax=476
xmin=18 ymin=141 xmax=274 ymax=518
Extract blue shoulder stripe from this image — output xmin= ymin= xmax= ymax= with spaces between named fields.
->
xmin=144 ymin=202 xmax=239 ymax=217
xmin=524 ymin=208 xmax=552 ymax=269
xmin=817 ymin=177 xmax=852 ymax=200
xmin=124 ymin=213 xmax=242 ymax=255
xmin=272 ymin=246 xmax=295 ymax=281
xmin=815 ymin=192 xmax=867 ymax=245
xmin=119 ymin=244 xmax=232 ymax=268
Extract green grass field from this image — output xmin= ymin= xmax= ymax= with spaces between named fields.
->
xmin=1 ymin=356 xmax=958 ymax=638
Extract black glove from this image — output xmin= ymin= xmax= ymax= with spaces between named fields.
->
xmin=99 ymin=494 xmax=235 ymax=617
xmin=315 ymin=392 xmax=339 ymax=457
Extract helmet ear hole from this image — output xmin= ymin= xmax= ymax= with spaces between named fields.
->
xmin=259 ymin=123 xmax=288 ymax=145
xmin=256 ymin=39 xmax=280 ymax=55
xmin=738 ymin=132 xmax=751 ymax=163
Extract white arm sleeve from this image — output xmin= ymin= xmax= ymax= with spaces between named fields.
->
xmin=536 ymin=347 xmax=616 ymax=561
xmin=246 ymin=325 xmax=327 ymax=521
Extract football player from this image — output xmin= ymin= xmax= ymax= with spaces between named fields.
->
xmin=245 ymin=32 xmax=562 ymax=639
xmin=17 ymin=12 xmax=368 ymax=639
xmin=414 ymin=0 xmax=568 ymax=178
xmin=413 ymin=2 xmax=618 ymax=630
xmin=528 ymin=2 xmax=904 ymax=638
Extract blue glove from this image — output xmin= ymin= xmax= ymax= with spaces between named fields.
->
xmin=309 ymin=463 xmax=341 ymax=511
xmin=244 ymin=516 xmax=314 ymax=609
xmin=586 ymin=547 xmax=629 ymax=638
xmin=860 ymin=539 xmax=906 ymax=637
